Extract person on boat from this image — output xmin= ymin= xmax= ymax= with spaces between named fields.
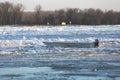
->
xmin=94 ymin=39 xmax=99 ymax=47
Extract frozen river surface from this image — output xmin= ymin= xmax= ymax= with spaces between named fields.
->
xmin=0 ymin=25 xmax=120 ymax=80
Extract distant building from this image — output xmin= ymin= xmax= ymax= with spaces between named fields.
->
xmin=61 ymin=22 xmax=66 ymax=26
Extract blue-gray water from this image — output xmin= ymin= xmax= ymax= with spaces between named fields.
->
xmin=0 ymin=25 xmax=120 ymax=80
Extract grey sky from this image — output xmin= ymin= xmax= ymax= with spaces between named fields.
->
xmin=0 ymin=0 xmax=120 ymax=11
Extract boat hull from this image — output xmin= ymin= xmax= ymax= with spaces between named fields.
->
xmin=43 ymin=42 xmax=97 ymax=48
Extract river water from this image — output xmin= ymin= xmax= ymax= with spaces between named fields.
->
xmin=0 ymin=25 xmax=120 ymax=80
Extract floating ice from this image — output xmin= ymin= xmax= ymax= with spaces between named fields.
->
xmin=0 ymin=25 xmax=120 ymax=54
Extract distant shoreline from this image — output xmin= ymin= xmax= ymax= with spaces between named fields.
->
xmin=0 ymin=24 xmax=120 ymax=27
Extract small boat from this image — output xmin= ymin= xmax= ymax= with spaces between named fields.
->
xmin=43 ymin=39 xmax=99 ymax=48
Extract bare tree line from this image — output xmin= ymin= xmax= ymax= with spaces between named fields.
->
xmin=0 ymin=2 xmax=120 ymax=25
xmin=0 ymin=2 xmax=23 ymax=25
